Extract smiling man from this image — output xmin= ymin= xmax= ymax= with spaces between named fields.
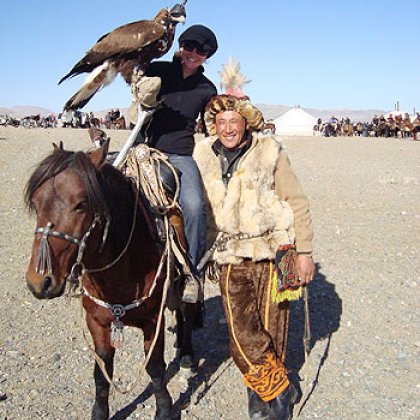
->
xmin=194 ymin=93 xmax=315 ymax=419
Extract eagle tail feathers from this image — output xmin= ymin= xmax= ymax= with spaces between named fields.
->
xmin=64 ymin=90 xmax=98 ymax=111
xmin=63 ymin=62 xmax=117 ymax=110
xmin=58 ymin=58 xmax=100 ymax=85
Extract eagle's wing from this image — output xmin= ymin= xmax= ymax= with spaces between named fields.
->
xmin=91 ymin=20 xmax=166 ymax=58
xmin=59 ymin=20 xmax=166 ymax=84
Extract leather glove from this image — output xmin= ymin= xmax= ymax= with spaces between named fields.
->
xmin=131 ymin=76 xmax=161 ymax=108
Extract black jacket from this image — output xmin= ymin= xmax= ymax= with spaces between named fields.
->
xmin=142 ymin=57 xmax=217 ymax=155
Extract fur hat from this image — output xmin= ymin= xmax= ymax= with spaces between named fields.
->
xmin=204 ymin=94 xmax=264 ymax=136
xmin=178 ymin=25 xmax=218 ymax=58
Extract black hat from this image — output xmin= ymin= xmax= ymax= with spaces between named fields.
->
xmin=178 ymin=25 xmax=218 ymax=58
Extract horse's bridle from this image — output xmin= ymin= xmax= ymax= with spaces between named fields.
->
xmin=34 ymin=215 xmax=101 ymax=280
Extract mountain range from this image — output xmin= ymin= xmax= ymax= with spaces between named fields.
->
xmin=0 ymin=104 xmax=387 ymax=123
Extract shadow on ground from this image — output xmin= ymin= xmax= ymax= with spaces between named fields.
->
xmin=111 ymin=295 xmax=230 ymax=419
xmin=112 ymin=263 xmax=342 ymax=419
xmin=286 ymin=263 xmax=342 ymax=411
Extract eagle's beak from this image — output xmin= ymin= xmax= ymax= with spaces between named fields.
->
xmin=172 ymin=15 xmax=186 ymax=24
xmin=169 ymin=3 xmax=186 ymax=23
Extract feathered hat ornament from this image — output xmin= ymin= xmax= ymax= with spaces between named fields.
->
xmin=205 ymin=57 xmax=264 ymax=135
xmin=219 ymin=57 xmax=251 ymax=98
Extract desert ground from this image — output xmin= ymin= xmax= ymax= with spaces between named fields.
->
xmin=0 ymin=126 xmax=419 ymax=419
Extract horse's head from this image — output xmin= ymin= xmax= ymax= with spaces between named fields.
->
xmin=24 ymin=140 xmax=110 ymax=299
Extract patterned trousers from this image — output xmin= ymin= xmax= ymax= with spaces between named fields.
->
xmin=220 ymin=260 xmax=290 ymax=401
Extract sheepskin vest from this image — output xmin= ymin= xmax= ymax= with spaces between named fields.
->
xmin=194 ymin=133 xmax=295 ymax=265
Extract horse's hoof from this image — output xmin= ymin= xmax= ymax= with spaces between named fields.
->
xmin=155 ymin=408 xmax=172 ymax=420
xmin=179 ymin=354 xmax=193 ymax=369
xmin=91 ymin=403 xmax=109 ymax=420
xmin=179 ymin=355 xmax=195 ymax=380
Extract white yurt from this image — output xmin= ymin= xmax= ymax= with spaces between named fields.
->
xmin=273 ymin=107 xmax=317 ymax=136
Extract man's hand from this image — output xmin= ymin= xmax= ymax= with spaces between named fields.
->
xmin=295 ymin=254 xmax=315 ymax=285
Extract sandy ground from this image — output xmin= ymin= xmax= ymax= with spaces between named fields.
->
xmin=0 ymin=126 xmax=419 ymax=419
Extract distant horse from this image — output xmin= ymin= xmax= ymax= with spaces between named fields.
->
xmin=89 ymin=117 xmax=102 ymax=128
xmin=0 ymin=115 xmax=20 ymax=127
xmin=262 ymin=121 xmax=276 ymax=135
xmin=312 ymin=124 xmax=320 ymax=136
xmin=22 ymin=114 xmax=40 ymax=128
xmin=113 ymin=116 xmax=126 ymax=130
xmin=400 ymin=122 xmax=414 ymax=139
xmin=354 ymin=122 xmax=364 ymax=136
xmin=104 ymin=115 xmax=127 ymax=130
xmin=413 ymin=118 xmax=420 ymax=141
xmin=341 ymin=123 xmax=353 ymax=137
xmin=386 ymin=121 xmax=400 ymax=138
xmin=24 ymin=140 xmax=194 ymax=419
xmin=322 ymin=122 xmax=337 ymax=137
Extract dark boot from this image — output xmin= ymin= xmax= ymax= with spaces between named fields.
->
xmin=247 ymin=388 xmax=270 ymax=419
xmin=269 ymin=383 xmax=298 ymax=420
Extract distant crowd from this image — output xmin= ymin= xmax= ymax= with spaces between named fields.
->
xmin=0 ymin=108 xmax=128 ymax=130
xmin=0 ymin=113 xmax=58 ymax=128
xmin=314 ymin=113 xmax=420 ymax=140
xmin=2 ymin=109 xmax=419 ymax=141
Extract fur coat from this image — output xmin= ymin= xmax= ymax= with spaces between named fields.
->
xmin=194 ymin=133 xmax=295 ymax=265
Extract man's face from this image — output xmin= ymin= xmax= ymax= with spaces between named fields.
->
xmin=215 ymin=111 xmax=248 ymax=149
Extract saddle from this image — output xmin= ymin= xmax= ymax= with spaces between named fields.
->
xmin=120 ymin=144 xmax=193 ymax=309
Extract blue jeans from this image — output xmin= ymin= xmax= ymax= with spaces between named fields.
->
xmin=168 ymin=154 xmax=206 ymax=273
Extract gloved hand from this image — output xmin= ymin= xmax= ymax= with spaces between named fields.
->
xmin=131 ymin=76 xmax=161 ymax=108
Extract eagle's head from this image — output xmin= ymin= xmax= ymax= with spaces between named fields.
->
xmin=169 ymin=1 xmax=187 ymax=23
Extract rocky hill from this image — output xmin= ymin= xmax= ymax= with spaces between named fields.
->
xmin=0 ymin=106 xmax=56 ymax=119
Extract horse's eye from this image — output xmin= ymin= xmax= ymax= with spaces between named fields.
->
xmin=74 ymin=201 xmax=88 ymax=213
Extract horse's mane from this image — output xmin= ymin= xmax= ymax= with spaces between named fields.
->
xmin=25 ymin=148 xmax=136 ymax=251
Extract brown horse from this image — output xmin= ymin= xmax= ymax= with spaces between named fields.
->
xmin=113 ymin=116 xmax=127 ymax=129
xmin=25 ymin=140 xmax=176 ymax=419
xmin=262 ymin=121 xmax=276 ymax=135
xmin=400 ymin=122 xmax=414 ymax=139
xmin=341 ymin=123 xmax=354 ymax=137
xmin=89 ymin=117 xmax=102 ymax=128
xmin=105 ymin=116 xmax=127 ymax=130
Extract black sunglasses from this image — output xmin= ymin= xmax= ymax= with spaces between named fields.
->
xmin=181 ymin=40 xmax=210 ymax=56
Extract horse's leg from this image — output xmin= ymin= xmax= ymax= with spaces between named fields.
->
xmin=143 ymin=320 xmax=172 ymax=419
xmin=176 ymin=303 xmax=198 ymax=369
xmin=87 ymin=316 xmax=115 ymax=420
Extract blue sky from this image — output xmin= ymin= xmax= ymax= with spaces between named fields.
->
xmin=1 ymin=0 xmax=419 ymax=113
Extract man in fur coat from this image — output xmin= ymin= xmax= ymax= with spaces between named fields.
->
xmin=193 ymin=93 xmax=315 ymax=419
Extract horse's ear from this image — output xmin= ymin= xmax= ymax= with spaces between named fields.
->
xmin=89 ymin=138 xmax=110 ymax=168
xmin=52 ymin=141 xmax=64 ymax=151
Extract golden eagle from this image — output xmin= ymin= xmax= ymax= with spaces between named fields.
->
xmin=59 ymin=2 xmax=187 ymax=110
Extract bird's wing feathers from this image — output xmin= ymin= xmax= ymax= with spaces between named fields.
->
xmin=91 ymin=20 xmax=166 ymax=56
xmin=59 ymin=21 xmax=166 ymax=84
xmin=63 ymin=62 xmax=118 ymax=110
